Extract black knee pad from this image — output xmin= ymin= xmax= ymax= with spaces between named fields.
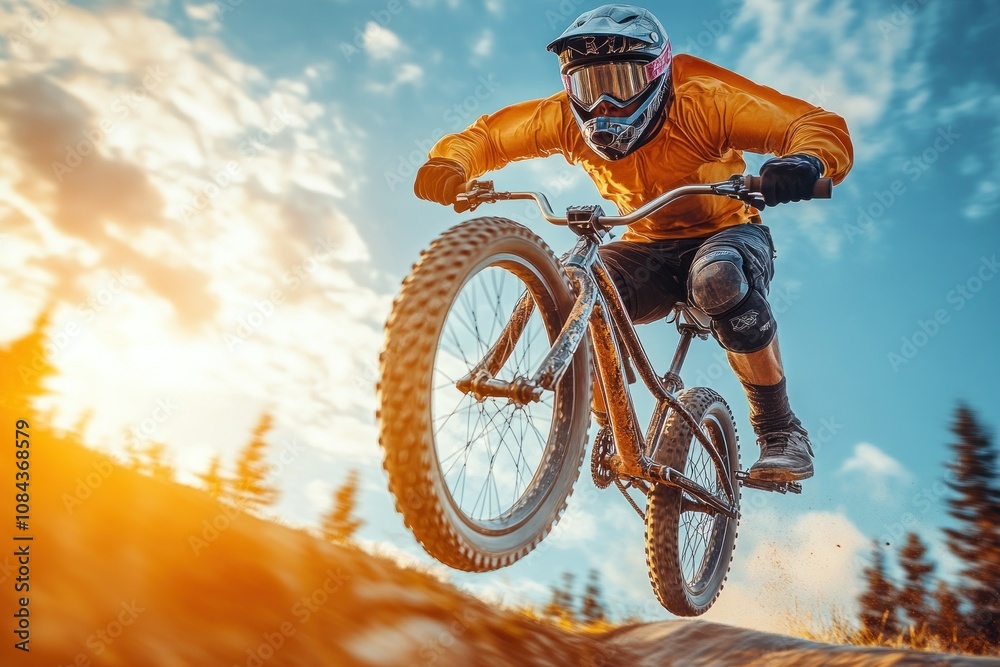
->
xmin=710 ymin=287 xmax=776 ymax=353
xmin=688 ymin=248 xmax=748 ymax=316
xmin=689 ymin=246 xmax=776 ymax=353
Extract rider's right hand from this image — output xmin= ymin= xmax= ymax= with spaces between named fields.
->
xmin=414 ymin=158 xmax=468 ymax=206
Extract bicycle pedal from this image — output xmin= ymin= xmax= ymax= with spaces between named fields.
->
xmin=736 ymin=472 xmax=802 ymax=495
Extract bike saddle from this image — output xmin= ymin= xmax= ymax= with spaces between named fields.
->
xmin=668 ymin=302 xmax=713 ymax=335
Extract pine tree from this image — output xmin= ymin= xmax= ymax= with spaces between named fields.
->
xmin=141 ymin=441 xmax=176 ymax=481
xmin=320 ymin=469 xmax=364 ymax=543
xmin=580 ymin=569 xmax=608 ymax=624
xmin=543 ymin=572 xmax=576 ymax=622
xmin=0 ymin=310 xmax=56 ymax=419
xmin=930 ymin=580 xmax=964 ymax=650
xmin=942 ymin=405 xmax=1000 ymax=646
xmin=122 ymin=431 xmax=143 ymax=471
xmin=897 ymin=532 xmax=934 ymax=639
xmin=857 ymin=541 xmax=900 ymax=642
xmin=232 ymin=413 xmax=279 ymax=511
xmin=197 ymin=454 xmax=227 ymax=500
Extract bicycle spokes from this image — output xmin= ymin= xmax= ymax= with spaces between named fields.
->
xmin=432 ymin=265 xmax=557 ymax=525
xmin=677 ymin=427 xmax=724 ymax=592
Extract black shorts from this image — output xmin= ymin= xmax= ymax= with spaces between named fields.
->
xmin=597 ymin=224 xmax=776 ymax=325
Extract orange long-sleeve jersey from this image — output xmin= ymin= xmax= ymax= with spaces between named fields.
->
xmin=428 ymin=54 xmax=854 ymax=242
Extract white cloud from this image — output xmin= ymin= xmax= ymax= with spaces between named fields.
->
xmin=471 ymin=29 xmax=494 ymax=60
xmin=723 ymin=0 xmax=932 ymax=162
xmin=709 ymin=0 xmax=942 ymax=258
xmin=362 ymin=22 xmax=405 ymax=60
xmin=838 ymin=442 xmax=912 ymax=502
xmin=365 ymin=62 xmax=424 ymax=95
xmin=839 ymin=442 xmax=909 ymax=479
xmin=545 ymin=500 xmax=598 ymax=548
xmin=939 ymin=86 xmax=1000 ymax=221
xmin=183 ymin=3 xmax=218 ymax=25
xmin=0 ymin=2 xmax=386 ymax=481
xmin=485 ymin=0 xmax=503 ymax=16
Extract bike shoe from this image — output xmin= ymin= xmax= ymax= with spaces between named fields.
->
xmin=747 ymin=423 xmax=815 ymax=482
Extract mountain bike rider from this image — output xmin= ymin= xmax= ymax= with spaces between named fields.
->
xmin=413 ymin=4 xmax=854 ymax=482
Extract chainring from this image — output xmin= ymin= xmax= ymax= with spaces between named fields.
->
xmin=590 ymin=426 xmax=616 ymax=489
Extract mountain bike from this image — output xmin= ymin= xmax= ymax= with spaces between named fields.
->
xmin=378 ymin=174 xmax=832 ymax=616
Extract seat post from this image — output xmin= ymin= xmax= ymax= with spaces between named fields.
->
xmin=664 ymin=328 xmax=694 ymax=393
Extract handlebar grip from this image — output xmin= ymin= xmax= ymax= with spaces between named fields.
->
xmin=744 ymin=175 xmax=834 ymax=199
xmin=812 ymin=177 xmax=833 ymax=199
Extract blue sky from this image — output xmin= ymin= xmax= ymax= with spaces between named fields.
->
xmin=2 ymin=0 xmax=999 ymax=631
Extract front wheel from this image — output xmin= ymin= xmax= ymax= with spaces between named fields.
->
xmin=378 ymin=217 xmax=591 ymax=571
xmin=644 ymin=387 xmax=740 ymax=616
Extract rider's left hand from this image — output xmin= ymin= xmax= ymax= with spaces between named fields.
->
xmin=758 ymin=154 xmax=824 ymax=207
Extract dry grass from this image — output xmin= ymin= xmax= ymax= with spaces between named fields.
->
xmin=783 ymin=606 xmax=999 ymax=657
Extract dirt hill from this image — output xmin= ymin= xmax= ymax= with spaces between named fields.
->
xmin=2 ymin=432 xmax=997 ymax=667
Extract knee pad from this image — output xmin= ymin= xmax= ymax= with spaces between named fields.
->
xmin=689 ymin=248 xmax=749 ymax=316
xmin=710 ymin=287 xmax=776 ymax=353
xmin=689 ymin=248 xmax=775 ymax=353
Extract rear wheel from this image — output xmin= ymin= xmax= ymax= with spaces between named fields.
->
xmin=644 ymin=387 xmax=740 ymax=616
xmin=378 ymin=217 xmax=591 ymax=571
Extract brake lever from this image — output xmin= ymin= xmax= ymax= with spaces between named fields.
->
xmin=714 ymin=176 xmax=766 ymax=211
xmin=454 ymin=179 xmax=496 ymax=214
xmin=453 ymin=194 xmax=476 ymax=213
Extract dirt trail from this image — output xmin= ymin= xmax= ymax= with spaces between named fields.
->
xmin=3 ymin=434 xmax=997 ymax=667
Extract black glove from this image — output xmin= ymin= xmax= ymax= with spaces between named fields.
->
xmin=414 ymin=158 xmax=468 ymax=206
xmin=758 ymin=154 xmax=824 ymax=207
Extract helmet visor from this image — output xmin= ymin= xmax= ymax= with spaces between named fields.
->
xmin=563 ymin=61 xmax=651 ymax=110
xmin=561 ymin=48 xmax=670 ymax=112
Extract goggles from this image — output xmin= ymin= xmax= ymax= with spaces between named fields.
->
xmin=561 ymin=46 xmax=670 ymax=112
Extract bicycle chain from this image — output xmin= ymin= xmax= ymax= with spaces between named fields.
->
xmin=615 ymin=478 xmax=645 ymax=520
xmin=590 ymin=426 xmax=616 ymax=489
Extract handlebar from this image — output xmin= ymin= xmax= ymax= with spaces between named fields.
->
xmin=454 ymin=174 xmax=834 ymax=227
